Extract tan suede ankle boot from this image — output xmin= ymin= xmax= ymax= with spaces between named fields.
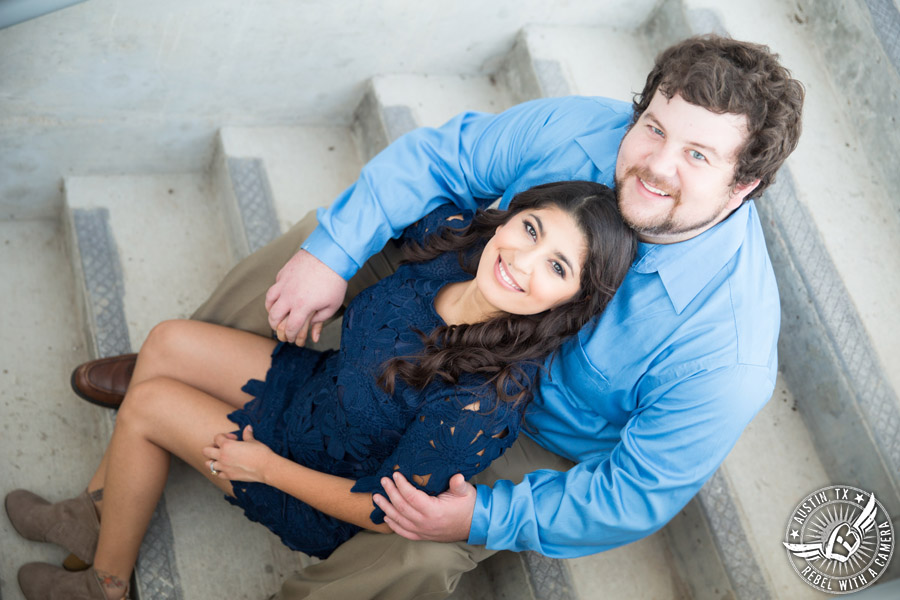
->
xmin=5 ymin=489 xmax=100 ymax=564
xmin=18 ymin=563 xmax=129 ymax=600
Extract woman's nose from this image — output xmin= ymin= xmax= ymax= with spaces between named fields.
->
xmin=511 ymin=249 xmax=536 ymax=274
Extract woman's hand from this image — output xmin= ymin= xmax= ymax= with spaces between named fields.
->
xmin=202 ymin=425 xmax=275 ymax=484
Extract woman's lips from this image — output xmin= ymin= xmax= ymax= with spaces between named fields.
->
xmin=495 ymin=256 xmax=523 ymax=292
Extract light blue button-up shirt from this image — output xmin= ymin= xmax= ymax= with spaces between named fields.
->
xmin=302 ymin=96 xmax=780 ymax=558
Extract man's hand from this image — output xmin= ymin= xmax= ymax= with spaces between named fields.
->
xmin=265 ymin=249 xmax=347 ymax=345
xmin=373 ymin=472 xmax=475 ymax=542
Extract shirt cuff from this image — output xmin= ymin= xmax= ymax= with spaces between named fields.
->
xmin=467 ymin=484 xmax=493 ymax=545
xmin=300 ymin=224 xmax=359 ymax=281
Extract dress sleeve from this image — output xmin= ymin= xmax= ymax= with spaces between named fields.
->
xmin=351 ymin=379 xmax=526 ymax=524
xmin=398 ymin=203 xmax=474 ymax=247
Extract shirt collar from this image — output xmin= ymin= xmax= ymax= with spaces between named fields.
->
xmin=632 ymin=201 xmax=754 ymax=314
xmin=575 ymin=128 xmax=627 ymax=184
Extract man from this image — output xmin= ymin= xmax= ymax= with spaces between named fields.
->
xmin=72 ymin=35 xmax=803 ymax=598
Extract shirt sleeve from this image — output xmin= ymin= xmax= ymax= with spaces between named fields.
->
xmin=352 ymin=384 xmax=525 ymax=524
xmin=301 ymin=97 xmax=609 ymax=280
xmin=467 ymin=363 xmax=775 ymax=557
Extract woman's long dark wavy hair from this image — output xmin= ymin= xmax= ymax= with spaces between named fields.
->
xmin=378 ymin=181 xmax=637 ymax=407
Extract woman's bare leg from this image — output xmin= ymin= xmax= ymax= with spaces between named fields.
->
xmin=130 ymin=319 xmax=278 ymax=408
xmin=90 ymin=376 xmax=244 ymax=597
xmin=87 ymin=320 xmax=277 ymax=512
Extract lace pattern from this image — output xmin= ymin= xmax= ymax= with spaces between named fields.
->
xmin=226 ymin=204 xmax=531 ymax=558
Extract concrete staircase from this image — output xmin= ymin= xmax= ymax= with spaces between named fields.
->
xmin=2 ymin=1 xmax=899 ymax=599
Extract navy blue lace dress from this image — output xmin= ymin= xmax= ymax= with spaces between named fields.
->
xmin=226 ymin=205 xmax=532 ymax=559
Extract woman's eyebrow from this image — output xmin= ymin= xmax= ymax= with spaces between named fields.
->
xmin=555 ymin=251 xmax=574 ymax=274
xmin=530 ymin=213 xmax=575 ymax=275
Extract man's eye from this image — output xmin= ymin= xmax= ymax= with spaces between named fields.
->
xmin=524 ymin=221 xmax=537 ymax=240
xmin=689 ymin=150 xmax=707 ymax=162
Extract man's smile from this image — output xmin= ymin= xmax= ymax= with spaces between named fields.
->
xmin=639 ymin=177 xmax=671 ymax=197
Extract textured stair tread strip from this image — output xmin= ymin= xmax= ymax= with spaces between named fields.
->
xmin=759 ymin=169 xmax=900 ymax=503
xmin=697 ymin=471 xmax=772 ymax=600
xmin=73 ymin=208 xmax=131 ymax=359
xmin=522 ymin=551 xmax=577 ymax=600
xmin=227 ymin=157 xmax=282 ymax=254
xmin=72 ymin=207 xmax=184 ymax=600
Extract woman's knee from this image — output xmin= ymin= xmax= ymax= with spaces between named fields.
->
xmin=117 ymin=377 xmax=179 ymax=430
xmin=138 ymin=319 xmax=193 ymax=374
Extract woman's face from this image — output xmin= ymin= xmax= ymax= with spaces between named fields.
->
xmin=474 ymin=205 xmax=587 ymax=316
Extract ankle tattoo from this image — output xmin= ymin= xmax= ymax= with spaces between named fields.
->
xmin=94 ymin=569 xmax=127 ymax=591
xmin=89 ymin=488 xmax=104 ymax=503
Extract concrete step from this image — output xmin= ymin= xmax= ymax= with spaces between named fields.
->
xmin=215 ymin=124 xmax=364 ymax=248
xmin=350 ymin=73 xmax=514 ymax=165
xmin=0 ymin=219 xmax=102 ymax=600
xmin=371 ymin=74 xmax=514 ymax=129
xmin=63 ymin=173 xmax=298 ymax=600
xmin=506 ymin=24 xmax=654 ymax=101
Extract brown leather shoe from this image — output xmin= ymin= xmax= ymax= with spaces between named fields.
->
xmin=70 ymin=354 xmax=137 ymax=409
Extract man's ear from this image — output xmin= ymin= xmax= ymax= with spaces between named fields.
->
xmin=728 ymin=178 xmax=761 ymax=209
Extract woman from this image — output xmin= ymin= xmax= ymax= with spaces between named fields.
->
xmin=6 ymin=181 xmax=636 ymax=600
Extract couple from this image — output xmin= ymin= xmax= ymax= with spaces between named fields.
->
xmin=6 ymin=33 xmax=804 ymax=600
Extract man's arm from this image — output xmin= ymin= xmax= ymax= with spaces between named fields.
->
xmin=263 ymin=96 xmax=630 ymax=343
xmin=375 ymin=363 xmax=775 ymax=557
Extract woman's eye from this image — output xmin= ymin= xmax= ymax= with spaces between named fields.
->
xmin=649 ymin=125 xmax=664 ymax=137
xmin=551 ymin=261 xmax=565 ymax=278
xmin=523 ymin=221 xmax=537 ymax=240
xmin=689 ymin=149 xmax=707 ymax=162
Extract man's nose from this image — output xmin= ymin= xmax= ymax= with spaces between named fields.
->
xmin=646 ymin=142 xmax=678 ymax=179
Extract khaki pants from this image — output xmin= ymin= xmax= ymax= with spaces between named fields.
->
xmin=192 ymin=212 xmax=573 ymax=600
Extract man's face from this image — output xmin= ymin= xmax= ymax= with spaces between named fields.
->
xmin=614 ymin=91 xmax=760 ymax=244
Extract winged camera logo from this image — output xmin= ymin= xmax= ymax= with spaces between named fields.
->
xmin=783 ymin=485 xmax=894 ymax=594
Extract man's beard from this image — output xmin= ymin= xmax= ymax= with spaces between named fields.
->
xmin=615 ymin=165 xmax=725 ymax=239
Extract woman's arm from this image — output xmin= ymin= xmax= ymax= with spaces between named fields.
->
xmin=203 ymin=426 xmax=392 ymax=533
